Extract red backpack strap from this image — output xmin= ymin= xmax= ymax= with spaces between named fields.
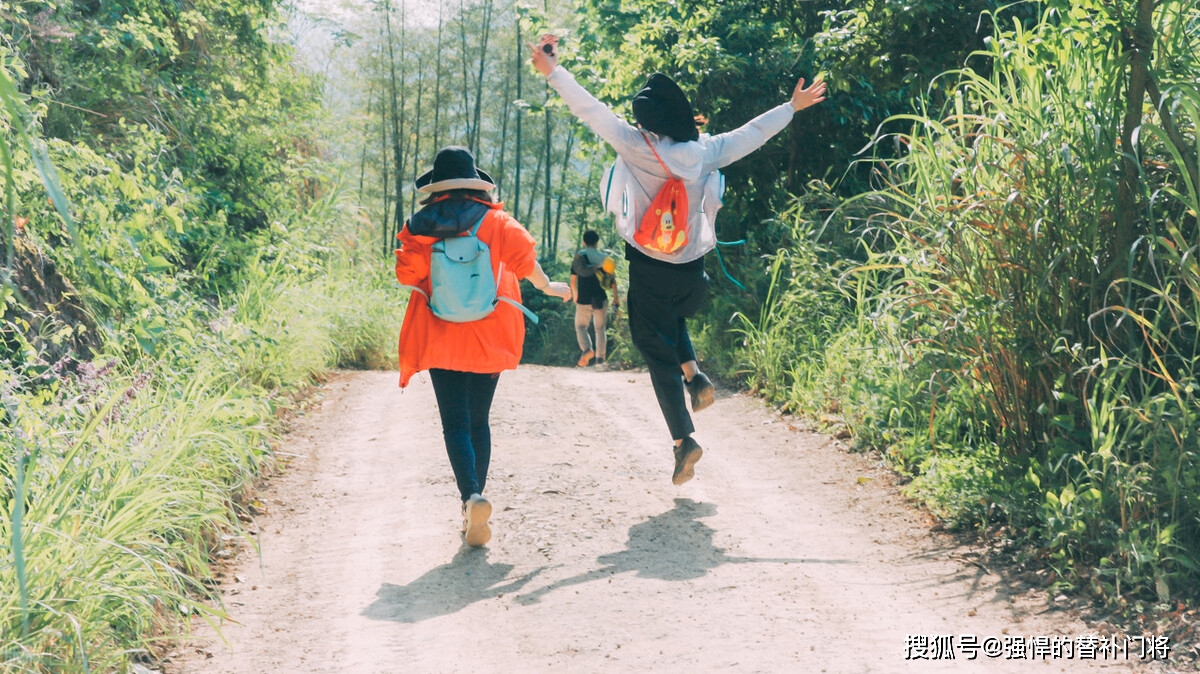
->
xmin=641 ymin=133 xmax=673 ymax=178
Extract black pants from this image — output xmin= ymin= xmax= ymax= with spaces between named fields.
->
xmin=626 ymin=255 xmax=709 ymax=441
xmin=429 ymin=369 xmax=500 ymax=501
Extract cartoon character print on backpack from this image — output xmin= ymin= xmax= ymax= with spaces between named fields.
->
xmin=601 ymin=156 xmax=724 ymax=265
xmin=633 ymin=134 xmax=690 ymax=255
xmin=635 ymin=174 xmax=688 ymax=254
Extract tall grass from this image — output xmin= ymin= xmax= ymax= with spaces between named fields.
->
xmin=1 ymin=10 xmax=399 ymax=667
xmin=1 ymin=180 xmax=397 ymax=671
xmin=731 ymin=199 xmax=855 ymax=409
xmin=728 ymin=5 xmax=1200 ymax=607
xmin=1 ymin=358 xmax=270 ymax=670
xmin=220 ymin=187 xmax=399 ymax=385
xmin=862 ymin=8 xmax=1200 ymax=602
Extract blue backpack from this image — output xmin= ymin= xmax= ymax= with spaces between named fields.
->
xmin=401 ymin=216 xmax=537 ymax=324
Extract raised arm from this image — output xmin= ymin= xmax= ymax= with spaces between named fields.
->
xmin=704 ymin=77 xmax=828 ymax=170
xmin=530 ymin=34 xmax=645 ymax=154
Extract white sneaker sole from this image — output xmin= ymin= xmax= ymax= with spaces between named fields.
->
xmin=464 ymin=497 xmax=492 ymax=546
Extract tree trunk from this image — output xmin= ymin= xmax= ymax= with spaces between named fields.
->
xmin=552 ymin=122 xmax=576 ymax=255
xmin=471 ymin=0 xmax=493 ymax=154
xmin=359 ymin=80 xmax=375 ymax=198
xmin=432 ymin=4 xmax=443 ymax=152
xmin=1114 ymin=0 xmax=1155 ymax=275
xmin=581 ymin=160 xmax=600 ymax=245
xmin=385 ymin=0 xmax=406 ymax=238
xmin=540 ymin=0 xmax=552 ymax=252
xmin=496 ymin=47 xmax=513 ymax=199
xmin=458 ymin=0 xmax=473 ymax=149
xmin=1145 ymin=74 xmax=1200 ymax=212
xmin=542 ymin=95 xmax=553 ymax=253
xmin=525 ymin=148 xmax=543 ymax=227
xmin=411 ymin=54 xmax=424 ymax=206
xmin=380 ymin=88 xmax=391 ymax=256
xmin=513 ymin=18 xmax=523 ymax=219
xmin=396 ymin=1 xmax=409 ymax=233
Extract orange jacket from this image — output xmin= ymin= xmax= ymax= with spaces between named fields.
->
xmin=395 ymin=201 xmax=537 ymax=387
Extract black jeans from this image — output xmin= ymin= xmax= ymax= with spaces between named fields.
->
xmin=428 ymin=369 xmax=501 ymax=502
xmin=626 ymin=253 xmax=709 ymax=441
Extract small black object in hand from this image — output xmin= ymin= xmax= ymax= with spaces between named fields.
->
xmin=542 ymin=43 xmax=554 ymax=54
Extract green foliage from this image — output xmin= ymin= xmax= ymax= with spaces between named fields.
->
xmin=519 ymin=276 xmax=580 ymax=366
xmin=1 ymin=183 xmax=397 ymax=670
xmin=224 ymin=195 xmax=400 ymax=387
xmin=729 ymin=194 xmax=852 ymax=406
xmin=905 ymin=442 xmax=1034 ymax=530
xmin=0 ymin=0 xmax=398 ymax=669
xmin=1 ymin=361 xmax=270 ymax=672
xmin=812 ymin=1 xmax=1042 ymax=188
xmin=720 ymin=187 xmax=914 ymax=452
xmin=865 ymin=6 xmax=1200 ymax=597
xmin=567 ymin=0 xmax=1031 ymax=417
xmin=573 ymin=0 xmax=1015 ymax=238
xmin=726 ymin=2 xmax=1200 ymax=607
xmin=8 ymin=0 xmax=312 ymax=237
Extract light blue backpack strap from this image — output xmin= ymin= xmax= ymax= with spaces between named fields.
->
xmin=496 ymin=296 xmax=539 ymax=324
xmin=392 ymin=280 xmax=428 ymax=299
xmin=601 ymin=163 xmax=616 ymax=211
xmin=493 ymin=261 xmax=539 ymax=324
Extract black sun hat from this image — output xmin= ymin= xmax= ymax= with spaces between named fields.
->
xmin=415 ymin=146 xmax=496 ymax=194
xmin=632 ymin=73 xmax=698 ymax=143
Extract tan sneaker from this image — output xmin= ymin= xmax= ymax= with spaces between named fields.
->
xmin=686 ymin=372 xmax=715 ymax=412
xmin=672 ymin=437 xmax=703 ymax=485
xmin=464 ymin=494 xmax=492 ymax=546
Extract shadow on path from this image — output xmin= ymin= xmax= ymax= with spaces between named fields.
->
xmin=516 ymin=498 xmax=856 ymax=605
xmin=363 ymin=546 xmax=546 ymax=623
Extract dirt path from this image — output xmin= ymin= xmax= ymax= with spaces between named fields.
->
xmin=166 ymin=366 xmax=1161 ymax=673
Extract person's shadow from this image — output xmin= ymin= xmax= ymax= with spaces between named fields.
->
xmin=515 ymin=497 xmax=855 ymax=604
xmin=363 ymin=546 xmax=546 ymax=623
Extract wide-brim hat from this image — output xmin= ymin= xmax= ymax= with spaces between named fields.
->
xmin=415 ymin=146 xmax=495 ymax=193
xmin=632 ymin=73 xmax=698 ymax=143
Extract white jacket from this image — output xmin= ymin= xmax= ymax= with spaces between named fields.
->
xmin=547 ymin=66 xmax=796 ymax=264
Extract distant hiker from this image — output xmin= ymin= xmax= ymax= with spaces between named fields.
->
xmin=395 ymin=146 xmax=571 ymax=546
xmin=530 ymin=36 xmax=827 ymax=485
xmin=570 ymin=229 xmax=619 ymax=367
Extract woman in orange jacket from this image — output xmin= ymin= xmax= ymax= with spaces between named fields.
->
xmin=396 ymin=146 xmax=571 ymax=546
